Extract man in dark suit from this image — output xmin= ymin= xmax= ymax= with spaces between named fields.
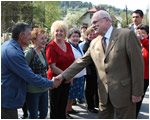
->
xmin=55 ymin=10 xmax=144 ymax=119
xmin=128 ymin=9 xmax=144 ymax=33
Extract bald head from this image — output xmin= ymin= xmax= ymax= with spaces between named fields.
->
xmin=93 ymin=10 xmax=112 ymax=22
xmin=91 ymin=10 xmax=112 ymax=36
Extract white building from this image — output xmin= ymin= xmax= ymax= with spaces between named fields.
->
xmin=78 ymin=7 xmax=118 ymax=29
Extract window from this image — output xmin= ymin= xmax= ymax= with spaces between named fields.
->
xmin=90 ymin=14 xmax=93 ymax=19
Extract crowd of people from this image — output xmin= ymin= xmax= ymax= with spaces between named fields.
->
xmin=1 ymin=9 xmax=149 ymax=119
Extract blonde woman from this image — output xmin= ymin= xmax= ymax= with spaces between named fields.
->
xmin=46 ymin=21 xmax=75 ymax=119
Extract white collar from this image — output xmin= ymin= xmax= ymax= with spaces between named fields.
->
xmin=133 ymin=24 xmax=138 ymax=33
xmin=104 ymin=26 xmax=113 ymax=39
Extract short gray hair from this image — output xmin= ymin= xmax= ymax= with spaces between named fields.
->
xmin=68 ymin=28 xmax=81 ymax=39
xmin=96 ymin=10 xmax=112 ymax=22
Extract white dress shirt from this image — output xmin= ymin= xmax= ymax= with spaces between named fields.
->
xmin=104 ymin=26 xmax=113 ymax=46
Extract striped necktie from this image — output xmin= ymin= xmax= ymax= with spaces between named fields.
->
xmin=102 ymin=37 xmax=107 ymax=53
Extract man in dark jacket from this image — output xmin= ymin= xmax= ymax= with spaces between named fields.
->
xmin=128 ymin=9 xmax=144 ymax=33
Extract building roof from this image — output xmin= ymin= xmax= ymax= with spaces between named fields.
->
xmin=87 ymin=7 xmax=118 ymax=22
xmin=88 ymin=7 xmax=105 ymax=12
xmin=78 ymin=7 xmax=118 ymax=27
xmin=79 ymin=7 xmax=106 ymax=21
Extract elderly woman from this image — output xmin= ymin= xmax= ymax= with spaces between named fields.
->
xmin=66 ymin=28 xmax=86 ymax=115
xmin=24 ymin=28 xmax=49 ymax=118
xmin=46 ymin=21 xmax=75 ymax=119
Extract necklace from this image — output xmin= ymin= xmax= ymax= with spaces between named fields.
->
xmin=55 ymin=41 xmax=66 ymax=52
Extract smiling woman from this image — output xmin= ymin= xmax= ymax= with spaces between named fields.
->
xmin=45 ymin=20 xmax=75 ymax=119
xmin=66 ymin=28 xmax=86 ymax=116
xmin=24 ymin=28 xmax=49 ymax=119
xmin=31 ymin=28 xmax=47 ymax=53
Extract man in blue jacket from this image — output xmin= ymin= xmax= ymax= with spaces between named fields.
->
xmin=1 ymin=22 xmax=60 ymax=119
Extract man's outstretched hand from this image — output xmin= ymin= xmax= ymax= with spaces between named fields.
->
xmin=51 ymin=74 xmax=66 ymax=89
xmin=55 ymin=74 xmax=64 ymax=82
xmin=52 ymin=77 xmax=61 ymax=88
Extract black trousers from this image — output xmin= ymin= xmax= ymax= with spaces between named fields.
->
xmin=85 ymin=75 xmax=99 ymax=109
xmin=136 ymin=79 xmax=149 ymax=117
xmin=49 ymin=82 xmax=70 ymax=119
xmin=1 ymin=107 xmax=18 ymax=119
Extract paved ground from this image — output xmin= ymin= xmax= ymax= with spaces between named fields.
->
xmin=18 ymin=87 xmax=149 ymax=119
xmin=137 ymin=87 xmax=149 ymax=119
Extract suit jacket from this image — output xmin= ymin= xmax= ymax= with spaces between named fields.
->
xmin=62 ymin=28 xmax=144 ymax=108
xmin=128 ymin=24 xmax=135 ymax=31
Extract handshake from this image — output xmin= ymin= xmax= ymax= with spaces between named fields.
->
xmin=51 ymin=74 xmax=64 ymax=88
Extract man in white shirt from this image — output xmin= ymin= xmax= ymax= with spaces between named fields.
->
xmin=56 ymin=10 xmax=144 ymax=119
xmin=128 ymin=9 xmax=144 ymax=33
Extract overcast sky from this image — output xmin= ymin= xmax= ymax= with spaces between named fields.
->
xmin=84 ymin=0 xmax=149 ymax=13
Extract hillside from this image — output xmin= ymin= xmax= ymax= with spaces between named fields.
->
xmin=60 ymin=1 xmax=93 ymax=17
xmin=60 ymin=1 xmax=133 ymax=17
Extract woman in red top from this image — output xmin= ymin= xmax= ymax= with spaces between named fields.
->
xmin=46 ymin=21 xmax=75 ymax=119
xmin=136 ymin=24 xmax=149 ymax=117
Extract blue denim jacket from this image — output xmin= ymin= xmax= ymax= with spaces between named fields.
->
xmin=1 ymin=39 xmax=53 ymax=108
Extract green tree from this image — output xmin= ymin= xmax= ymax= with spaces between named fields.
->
xmin=63 ymin=12 xmax=82 ymax=29
xmin=45 ymin=1 xmax=61 ymax=34
xmin=1 ymin=1 xmax=61 ymax=36
xmin=120 ymin=11 xmax=132 ymax=28
xmin=143 ymin=8 xmax=149 ymax=25
xmin=32 ymin=1 xmax=61 ymax=35
xmin=1 ymin=1 xmax=33 ymax=33
xmin=32 ymin=1 xmax=46 ymax=27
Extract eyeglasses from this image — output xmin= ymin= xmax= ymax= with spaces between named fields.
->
xmin=92 ymin=17 xmax=106 ymax=25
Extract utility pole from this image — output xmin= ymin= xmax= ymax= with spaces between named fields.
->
xmin=125 ymin=5 xmax=128 ymax=26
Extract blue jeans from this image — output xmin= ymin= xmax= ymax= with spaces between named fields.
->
xmin=27 ymin=91 xmax=48 ymax=119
